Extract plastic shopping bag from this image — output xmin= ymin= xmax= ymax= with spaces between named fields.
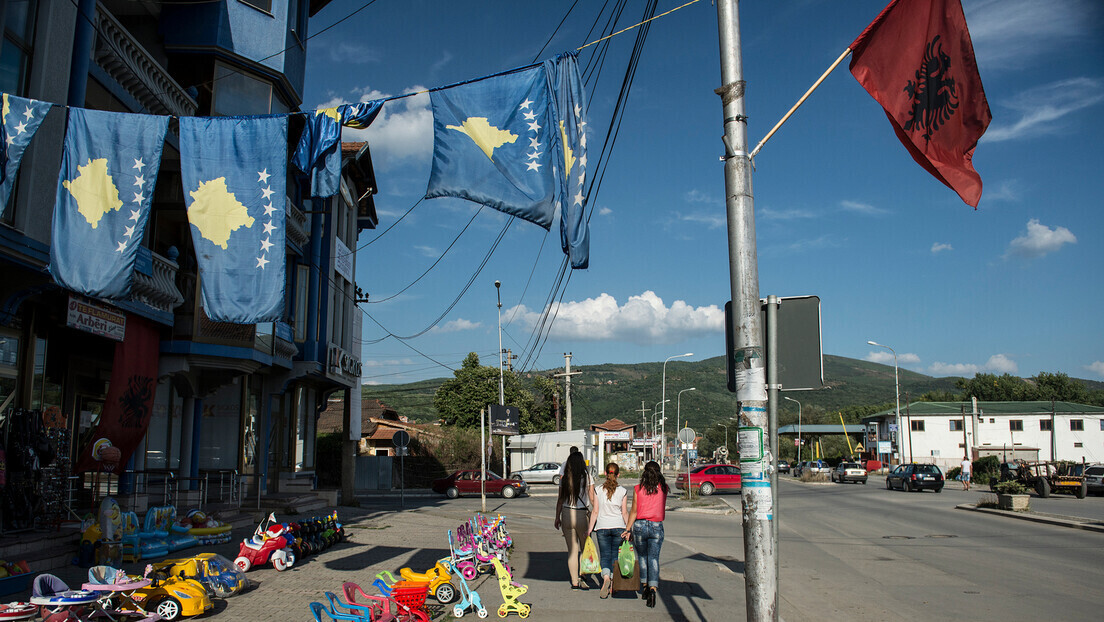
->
xmin=618 ymin=540 xmax=637 ymax=578
xmin=580 ymin=535 xmax=601 ymax=575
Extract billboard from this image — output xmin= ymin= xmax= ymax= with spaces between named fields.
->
xmin=490 ymin=404 xmax=520 ymax=435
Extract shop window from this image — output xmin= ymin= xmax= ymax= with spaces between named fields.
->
xmin=910 ymin=420 xmax=924 ymax=432
xmin=30 ymin=337 xmax=62 ymax=412
xmin=1009 ymin=420 xmax=1023 ymax=432
xmin=0 ymin=331 xmax=18 ymax=406
xmin=949 ymin=419 xmax=963 ymax=432
xmin=198 ymin=381 xmax=243 ymax=470
xmin=0 ymin=0 xmax=36 ymax=96
xmin=1040 ymin=420 xmax=1052 ymax=432
xmin=1070 ymin=419 xmax=1084 ymax=431
xmin=212 ymin=62 xmax=276 ymax=116
xmin=146 ymin=381 xmax=183 ymax=469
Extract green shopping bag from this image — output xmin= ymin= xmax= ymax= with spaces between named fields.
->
xmin=618 ymin=540 xmax=636 ymax=578
xmin=580 ymin=535 xmax=601 ymax=575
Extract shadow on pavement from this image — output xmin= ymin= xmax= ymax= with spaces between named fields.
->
xmin=688 ymin=551 xmax=744 ymax=574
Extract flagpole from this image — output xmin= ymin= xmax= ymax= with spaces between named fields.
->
xmin=749 ymin=48 xmax=852 ymax=160
xmin=716 ymin=1 xmax=777 ymax=620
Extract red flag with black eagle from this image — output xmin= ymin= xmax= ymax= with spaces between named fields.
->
xmin=849 ymin=0 xmax=991 ymax=207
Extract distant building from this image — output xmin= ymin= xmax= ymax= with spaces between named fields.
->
xmin=590 ymin=418 xmax=636 ymax=455
xmin=318 ymin=397 xmax=440 ymax=457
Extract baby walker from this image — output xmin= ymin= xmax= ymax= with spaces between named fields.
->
xmin=446 ymin=560 xmax=487 ymax=619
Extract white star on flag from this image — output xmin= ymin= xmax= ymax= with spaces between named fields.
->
xmin=256 ymin=255 xmax=269 ymax=269
xmin=5 ymin=135 xmax=13 ymax=147
xmin=574 ymin=104 xmax=581 ymax=117
xmin=14 ymin=121 xmax=26 ymax=135
xmin=519 ymin=98 xmax=533 ymax=110
xmin=134 ymin=175 xmax=145 ymax=189
xmin=527 ymin=150 xmax=541 ymax=160
xmin=526 ymin=161 xmax=541 ymax=171
xmin=527 ymin=121 xmax=541 ymax=133
xmin=124 ymin=224 xmax=135 ymax=238
xmin=133 ymin=158 xmax=145 ymax=172
xmin=260 ymin=186 xmax=274 ymax=200
xmin=257 ymin=169 xmax=270 ymax=184
xmin=115 ymin=241 xmax=127 ymax=253
xmin=529 ymin=137 xmax=541 ymax=149
xmin=523 ymin=111 xmax=536 ymax=121
xmin=263 ymin=203 xmax=276 ymax=217
xmin=260 ymin=237 xmax=273 ymax=253
xmin=133 ymin=191 xmax=144 ymax=203
xmin=574 ymin=190 xmax=584 ymax=206
xmin=128 ymin=209 xmax=140 ymax=221
xmin=22 ymin=107 xmax=33 ymax=120
xmin=263 ymin=221 xmax=276 ymax=236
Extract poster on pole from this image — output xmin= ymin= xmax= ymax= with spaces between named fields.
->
xmin=490 ymin=404 xmax=520 ymax=435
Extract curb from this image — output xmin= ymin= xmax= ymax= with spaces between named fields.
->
xmin=955 ymin=503 xmax=1104 ymax=533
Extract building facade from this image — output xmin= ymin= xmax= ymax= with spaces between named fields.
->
xmin=0 ymin=0 xmax=372 ymax=517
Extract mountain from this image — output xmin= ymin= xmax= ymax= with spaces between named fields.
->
xmin=360 ymin=354 xmax=965 ymax=429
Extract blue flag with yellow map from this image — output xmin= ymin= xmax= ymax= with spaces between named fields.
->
xmin=1 ymin=93 xmax=53 ymax=216
xmin=548 ymin=53 xmax=590 ymax=269
xmin=426 ymin=65 xmax=559 ymax=229
xmin=180 ymin=115 xmax=287 ymax=324
xmin=50 ymin=108 xmax=169 ymax=298
xmin=293 ymin=100 xmax=383 ymax=198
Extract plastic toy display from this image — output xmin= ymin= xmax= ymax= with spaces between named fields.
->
xmin=446 ymin=559 xmax=487 ymax=619
xmin=234 ymin=513 xmax=295 ymax=572
xmin=176 ymin=510 xmax=233 ymax=546
xmin=85 ymin=564 xmax=213 ymax=621
xmin=400 ymin=558 xmax=456 ymax=604
xmin=152 ymin=553 xmax=247 ymax=598
xmin=490 ymin=558 xmax=529 ymax=618
xmin=0 ymin=602 xmax=36 ymax=621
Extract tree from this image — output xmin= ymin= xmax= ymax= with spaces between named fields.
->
xmin=526 ymin=375 xmax=559 ymax=434
xmin=433 ymin=352 xmax=540 ymax=430
xmin=1029 ymin=372 xmax=1089 ymax=402
xmin=955 ymin=373 xmax=1029 ymax=401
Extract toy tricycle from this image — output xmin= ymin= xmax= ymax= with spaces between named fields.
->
xmin=400 ymin=558 xmax=456 ymax=603
xmin=234 ymin=513 xmax=296 ymax=572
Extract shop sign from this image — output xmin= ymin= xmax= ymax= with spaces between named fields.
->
xmin=603 ymin=430 xmax=631 ymax=441
xmin=334 ymin=237 xmax=354 ymax=282
xmin=67 ymin=296 xmax=125 ymax=341
xmin=328 ymin=344 xmax=362 ymax=379
xmin=489 ymin=404 xmax=519 ymax=435
xmin=631 ymin=437 xmax=659 ymax=448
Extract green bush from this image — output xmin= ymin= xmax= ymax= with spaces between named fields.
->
xmin=946 ymin=466 xmax=962 ymax=480
xmin=992 ymin=480 xmax=1029 ymax=495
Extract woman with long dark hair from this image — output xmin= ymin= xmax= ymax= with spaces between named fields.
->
xmin=622 ymin=460 xmax=668 ymax=607
xmin=586 ymin=462 xmax=629 ymax=598
xmin=554 ymin=451 xmax=597 ymax=589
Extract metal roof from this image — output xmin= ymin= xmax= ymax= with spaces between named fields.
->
xmin=777 ymin=424 xmax=861 ymax=434
xmin=862 ymin=401 xmax=1104 ymax=422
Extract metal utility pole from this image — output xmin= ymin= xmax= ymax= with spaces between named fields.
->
xmin=716 ymin=0 xmax=776 ymax=619
xmin=554 ymin=353 xmax=581 ymax=430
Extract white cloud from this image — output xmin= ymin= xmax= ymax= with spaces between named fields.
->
xmin=966 ymin=0 xmax=1097 ymax=69
xmin=840 ymin=200 xmax=887 ymax=216
xmin=676 ymin=211 xmax=726 ymax=229
xmin=1085 ymin=361 xmax=1104 ymax=378
xmin=363 ymin=357 xmax=416 ymax=368
xmin=598 ymin=206 xmax=613 ymax=216
xmin=509 ymin=291 xmax=722 ymax=345
xmin=983 ymin=77 xmax=1104 ymax=143
xmin=759 ymin=207 xmax=817 ymax=221
xmin=865 ymin=351 xmax=921 ymax=366
xmin=319 ymin=42 xmax=381 ymax=66
xmin=929 ymin=354 xmax=1018 ymax=377
xmin=413 ymin=245 xmax=439 ymax=257
xmin=684 ymin=189 xmax=714 ymax=204
xmin=1004 ymin=219 xmax=1076 ymax=259
xmin=432 ymin=318 xmax=482 ymax=333
xmin=321 ymin=88 xmax=433 ymax=169
xmin=931 ymin=242 xmax=953 ymax=253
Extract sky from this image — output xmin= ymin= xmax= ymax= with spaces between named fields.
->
xmin=301 ymin=0 xmax=1104 ymax=386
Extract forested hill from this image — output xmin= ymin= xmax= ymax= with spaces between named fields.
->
xmin=362 ymin=355 xmax=968 ymax=429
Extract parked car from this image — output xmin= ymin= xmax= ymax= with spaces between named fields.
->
xmin=794 ymin=460 xmax=829 ymax=477
xmin=431 ymin=470 xmax=528 ymax=499
xmin=1084 ymin=464 xmax=1104 ymax=496
xmin=514 ymin=462 xmax=562 ymax=484
xmin=831 ymin=462 xmax=868 ymax=484
xmin=675 ymin=464 xmax=742 ymax=496
xmin=777 ymin=460 xmax=791 ymax=474
xmin=885 ymin=463 xmax=944 ymax=492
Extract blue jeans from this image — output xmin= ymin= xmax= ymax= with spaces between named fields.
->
xmin=632 ymin=520 xmax=664 ymax=588
xmin=593 ymin=529 xmax=622 ymax=578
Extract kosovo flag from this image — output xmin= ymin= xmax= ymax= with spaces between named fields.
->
xmin=180 ymin=115 xmax=287 ymax=324
xmin=1 ymin=93 xmax=53 ymax=216
xmin=293 ymin=100 xmax=383 ymax=198
xmin=426 ymin=65 xmax=558 ymax=229
xmin=547 ymin=53 xmax=590 ymax=269
xmin=50 ymin=109 xmax=169 ymax=298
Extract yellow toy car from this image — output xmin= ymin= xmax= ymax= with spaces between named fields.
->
xmin=127 ymin=572 xmax=213 ymax=621
xmin=152 ymin=553 xmax=247 ymax=598
xmin=400 ymin=558 xmax=457 ymax=603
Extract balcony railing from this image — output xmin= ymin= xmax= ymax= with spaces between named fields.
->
xmin=131 ymin=247 xmax=185 ymax=313
xmin=94 ymin=7 xmax=198 ymax=117
xmin=286 ymin=198 xmax=308 ymax=249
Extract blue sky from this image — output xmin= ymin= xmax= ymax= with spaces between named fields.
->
xmin=302 ymin=0 xmax=1104 ymax=385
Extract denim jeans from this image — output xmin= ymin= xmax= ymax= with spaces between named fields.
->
xmin=632 ymin=520 xmax=664 ymax=588
xmin=593 ymin=528 xmax=623 ymax=578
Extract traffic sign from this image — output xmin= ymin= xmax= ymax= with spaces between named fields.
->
xmin=677 ymin=427 xmax=696 ymax=444
xmin=392 ymin=430 xmax=410 ymax=448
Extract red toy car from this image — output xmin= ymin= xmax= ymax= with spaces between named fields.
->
xmin=431 ymin=470 xmax=528 ymax=499
xmin=233 ymin=514 xmax=296 ymax=572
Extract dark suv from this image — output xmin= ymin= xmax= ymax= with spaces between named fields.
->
xmin=885 ymin=463 xmax=944 ymax=492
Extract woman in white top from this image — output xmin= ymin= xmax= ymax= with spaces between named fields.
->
xmin=555 ymin=452 xmax=597 ymax=590
xmin=587 ymin=462 xmax=629 ymax=598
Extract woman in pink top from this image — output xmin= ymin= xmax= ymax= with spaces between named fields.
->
xmin=622 ymin=460 xmax=667 ymax=608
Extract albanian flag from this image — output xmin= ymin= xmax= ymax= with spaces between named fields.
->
xmin=849 ymin=0 xmax=991 ymax=208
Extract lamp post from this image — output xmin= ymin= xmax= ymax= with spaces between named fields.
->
xmin=718 ymin=423 xmax=730 ymax=461
xmin=653 ymin=400 xmax=668 ymax=462
xmin=662 ymin=353 xmax=693 ymax=463
xmin=784 ymin=396 xmax=801 ymax=463
xmin=496 ymin=281 xmax=505 ymax=477
xmin=677 ymin=388 xmax=696 ymax=462
xmin=867 ymin=340 xmax=900 ymax=465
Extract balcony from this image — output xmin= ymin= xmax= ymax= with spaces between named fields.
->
xmin=94 ymin=7 xmax=198 ymax=117
xmin=286 ymin=198 xmax=308 ymax=251
xmin=131 ymin=247 xmax=185 ymax=314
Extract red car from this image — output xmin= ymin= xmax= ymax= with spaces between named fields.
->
xmin=431 ymin=470 xmax=528 ymax=499
xmin=675 ymin=464 xmax=742 ymax=496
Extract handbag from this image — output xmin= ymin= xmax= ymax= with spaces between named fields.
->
xmin=618 ymin=540 xmax=637 ymax=578
xmin=579 ymin=535 xmax=601 ymax=575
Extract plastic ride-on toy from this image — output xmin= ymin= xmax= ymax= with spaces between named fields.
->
xmin=399 ymin=558 xmax=456 ymax=603
xmin=152 ymin=553 xmax=247 ymax=597
xmin=490 ymin=558 xmax=529 ymax=618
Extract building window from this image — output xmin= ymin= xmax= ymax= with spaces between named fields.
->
xmin=1040 ymin=419 xmax=1052 ymax=431
xmin=1101 ymin=420 xmax=1104 ymax=431
xmin=949 ymin=419 xmax=964 ymax=431
xmin=989 ymin=418 xmax=994 ymax=423
xmin=239 ymin=0 xmax=273 ymax=13
xmin=0 ymin=0 xmax=37 ymax=96
xmin=1070 ymin=419 xmax=1084 ymax=431
xmin=1074 ymin=442 xmax=1083 ymax=448
xmin=1009 ymin=420 xmax=1023 ymax=432
xmin=910 ymin=420 xmax=925 ymax=432
xmin=212 ymin=62 xmax=277 ymax=115
xmin=294 ymin=264 xmax=309 ymax=342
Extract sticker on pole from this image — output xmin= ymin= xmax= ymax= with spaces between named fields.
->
xmin=738 ymin=427 xmax=763 ymax=462
xmin=743 ymin=480 xmax=773 ymax=520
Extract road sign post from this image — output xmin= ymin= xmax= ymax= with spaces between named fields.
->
xmin=678 ymin=427 xmax=696 ymax=500
xmin=392 ymin=430 xmax=410 ymax=508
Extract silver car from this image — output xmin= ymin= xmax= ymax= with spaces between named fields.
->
xmin=514 ymin=461 xmax=562 ymax=484
xmin=1084 ymin=464 xmax=1104 ymax=496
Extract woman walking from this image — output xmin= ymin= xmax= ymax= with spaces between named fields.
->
xmin=554 ymin=451 xmax=597 ymax=590
xmin=622 ymin=460 xmax=668 ymax=608
xmin=587 ymin=462 xmax=629 ymax=598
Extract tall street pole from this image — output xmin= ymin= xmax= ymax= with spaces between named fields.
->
xmin=868 ymin=341 xmax=900 ymax=464
xmin=717 ymin=1 xmax=775 ymax=618
xmin=496 ymin=281 xmax=506 ymax=476
xmin=677 ymin=387 xmax=696 ymax=463
xmin=662 ymin=353 xmax=693 ymax=465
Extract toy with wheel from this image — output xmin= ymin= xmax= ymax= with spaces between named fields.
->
xmin=446 ymin=560 xmax=487 ymax=619
xmin=233 ymin=513 xmax=294 ymax=572
xmin=447 ymin=530 xmax=478 ymax=581
xmin=490 ymin=558 xmax=529 ymax=618
xmin=400 ymin=558 xmax=456 ymax=604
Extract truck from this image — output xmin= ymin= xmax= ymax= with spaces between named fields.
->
xmin=992 ymin=460 xmax=1088 ymax=498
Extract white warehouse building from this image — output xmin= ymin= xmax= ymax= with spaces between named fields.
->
xmin=862 ymin=401 xmax=1104 ymax=469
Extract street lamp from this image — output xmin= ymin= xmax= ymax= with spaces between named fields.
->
xmin=784 ymin=396 xmax=801 ymax=463
xmin=496 ymin=281 xmax=505 ymax=477
xmin=677 ymin=388 xmax=696 ymax=462
xmin=867 ymin=340 xmax=900 ymax=465
xmin=662 ymin=353 xmax=693 ymax=462
xmin=653 ymin=400 xmax=669 ymax=462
